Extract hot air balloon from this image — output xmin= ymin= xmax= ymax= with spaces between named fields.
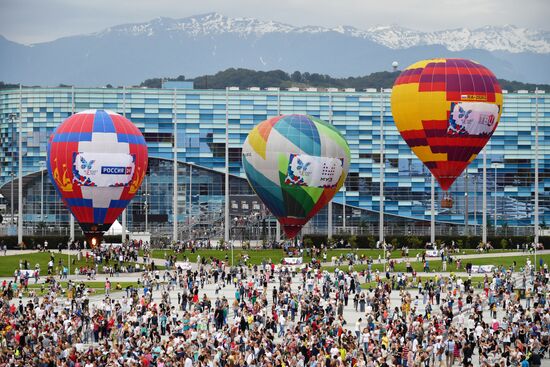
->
xmin=242 ymin=114 xmax=350 ymax=238
xmin=391 ymin=58 xmax=503 ymax=207
xmin=47 ymin=109 xmax=148 ymax=246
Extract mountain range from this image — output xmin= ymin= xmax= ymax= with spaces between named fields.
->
xmin=1 ymin=12 xmax=549 ymax=86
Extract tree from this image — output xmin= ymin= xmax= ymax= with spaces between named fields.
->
xmin=366 ymin=236 xmax=376 ymax=249
xmin=348 ymin=235 xmax=358 ymax=250
xmin=291 ymin=71 xmax=302 ymax=83
xmin=406 ymin=235 xmax=422 ymax=248
xmin=500 ymin=239 xmax=509 ymax=249
xmin=136 ymin=69 xmax=550 ymax=91
xmin=139 ymin=78 xmax=163 ymax=88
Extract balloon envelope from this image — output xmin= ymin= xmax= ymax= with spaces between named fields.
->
xmin=47 ymin=110 xmax=148 ymax=244
xmin=391 ymin=58 xmax=503 ymax=191
xmin=242 ymin=114 xmax=350 ymax=238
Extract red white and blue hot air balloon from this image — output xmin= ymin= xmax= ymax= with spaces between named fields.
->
xmin=47 ymin=110 xmax=148 ymax=246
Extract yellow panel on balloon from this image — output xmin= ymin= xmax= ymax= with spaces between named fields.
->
xmin=407 ymin=58 xmax=447 ymax=69
xmin=411 ymin=146 xmax=447 ymax=162
xmin=247 ymin=127 xmax=267 ymax=160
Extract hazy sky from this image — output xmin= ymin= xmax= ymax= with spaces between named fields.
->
xmin=1 ymin=0 xmax=548 ymax=44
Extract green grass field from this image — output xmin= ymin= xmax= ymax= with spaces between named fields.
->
xmin=360 ymin=275 xmax=488 ymax=290
xmin=0 ymin=252 xmax=154 ymax=277
xmin=19 ymin=281 xmax=142 ymax=297
xmin=145 ymin=248 xmax=518 ymax=266
xmin=323 ymin=254 xmax=550 ymax=273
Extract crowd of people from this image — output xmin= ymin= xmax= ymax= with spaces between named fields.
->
xmin=0 ymin=244 xmax=548 ymax=366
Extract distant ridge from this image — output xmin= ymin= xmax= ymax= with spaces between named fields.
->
xmin=0 ymin=13 xmax=548 ymax=85
xmin=136 ymin=68 xmax=550 ymax=92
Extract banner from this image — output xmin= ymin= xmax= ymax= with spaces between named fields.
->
xmin=470 ymin=265 xmax=494 ymax=273
xmin=17 ymin=269 xmax=36 ymax=277
xmin=175 ymin=261 xmax=192 ymax=271
xmin=285 ymin=153 xmax=343 ymax=188
xmin=282 ymin=257 xmax=303 ymax=265
xmin=426 ymin=250 xmax=439 ymax=257
xmin=448 ymin=102 xmax=499 ymax=136
xmin=72 ymin=152 xmax=135 ymax=187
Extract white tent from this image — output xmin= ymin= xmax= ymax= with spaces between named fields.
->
xmin=106 ymin=220 xmax=123 ymax=236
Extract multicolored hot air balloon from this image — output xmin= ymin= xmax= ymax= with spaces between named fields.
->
xmin=242 ymin=114 xmax=350 ymax=238
xmin=47 ymin=110 xmax=148 ymax=246
xmin=391 ymin=58 xmax=503 ymax=206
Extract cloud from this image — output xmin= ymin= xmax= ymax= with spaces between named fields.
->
xmin=1 ymin=0 xmax=548 ymax=44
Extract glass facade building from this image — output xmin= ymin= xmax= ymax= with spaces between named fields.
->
xmin=0 ymin=86 xmax=548 ymax=238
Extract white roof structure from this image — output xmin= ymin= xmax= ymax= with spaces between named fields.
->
xmin=106 ymin=220 xmax=123 ymax=235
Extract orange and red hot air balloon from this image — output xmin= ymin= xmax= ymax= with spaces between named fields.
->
xmin=47 ymin=110 xmax=148 ymax=246
xmin=391 ymin=58 xmax=503 ymax=207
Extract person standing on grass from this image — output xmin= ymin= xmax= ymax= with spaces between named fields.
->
xmin=105 ymin=278 xmax=111 ymax=296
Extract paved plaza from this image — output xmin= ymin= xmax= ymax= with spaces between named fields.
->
xmin=0 ymin=246 xmax=548 ymax=366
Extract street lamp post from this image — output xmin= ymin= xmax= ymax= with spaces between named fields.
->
xmin=69 ymin=87 xmax=75 ymax=242
xmin=534 ymin=88 xmax=540 ymax=247
xmin=482 ymin=148 xmax=487 ymax=245
xmin=494 ymin=165 xmax=498 ymax=233
xmin=224 ymin=88 xmax=230 ymax=244
xmin=172 ymin=89 xmax=178 ymax=243
xmin=534 ymin=88 xmax=541 ymax=270
xmin=328 ymin=92 xmax=333 ymax=239
xmin=143 ymin=175 xmax=150 ymax=233
xmin=431 ymin=175 xmax=435 ymax=245
xmin=18 ymin=85 xmax=23 ymax=245
xmin=379 ymin=88 xmax=385 ymax=251
xmin=188 ymin=164 xmax=193 ymax=240
xmin=464 ymin=173 xmax=469 ymax=236
xmin=473 ymin=174 xmax=478 ymax=236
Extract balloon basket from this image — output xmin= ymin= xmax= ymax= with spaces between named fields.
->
xmin=85 ymin=233 xmax=103 ymax=249
xmin=440 ymin=196 xmax=453 ymax=208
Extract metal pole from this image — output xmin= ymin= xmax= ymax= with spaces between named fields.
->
xmin=482 ymin=148 xmax=487 ymax=245
xmin=189 ymin=164 xmax=192 ymax=240
xmin=379 ymin=88 xmax=385 ymax=247
xmin=40 ymin=163 xmax=44 ymax=221
xmin=10 ymin=114 xmax=15 ymax=226
xmin=342 ymin=185 xmax=346 ymax=232
xmin=70 ymin=215 xmax=74 ymax=243
xmin=144 ymin=175 xmax=148 ymax=233
xmin=17 ymin=84 xmax=23 ymax=245
xmin=121 ymin=86 xmax=127 ymax=242
xmin=69 ymin=87 xmax=75 ymax=242
xmin=494 ymin=166 xmax=497 ymax=234
xmin=474 ymin=175 xmax=477 ymax=236
xmin=275 ymin=89 xmax=281 ymax=242
xmin=431 ymin=175 xmax=435 ymax=245
xmin=534 ymin=88 xmax=540 ymax=246
xmin=464 ymin=173 xmax=469 ymax=236
xmin=328 ymin=92 xmax=333 ymax=239
xmin=224 ymin=87 xmax=230 ymax=243
xmin=231 ymin=238 xmax=234 ymax=268
xmin=172 ymin=89 xmax=178 ymax=243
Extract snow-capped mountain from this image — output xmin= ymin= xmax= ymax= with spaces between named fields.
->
xmin=1 ymin=12 xmax=549 ymax=86
xmin=95 ymin=13 xmax=550 ymax=54
xmin=364 ymin=24 xmax=550 ymax=54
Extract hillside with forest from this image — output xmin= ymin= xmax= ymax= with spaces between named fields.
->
xmin=138 ymin=68 xmax=550 ymax=91
xmin=1 ymin=69 xmax=548 ymax=92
